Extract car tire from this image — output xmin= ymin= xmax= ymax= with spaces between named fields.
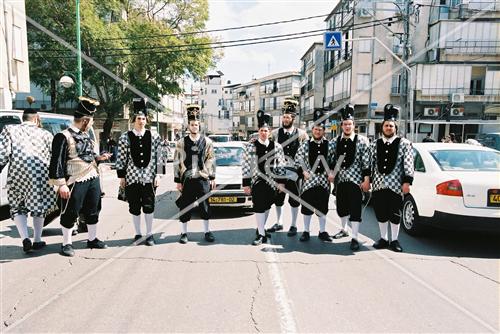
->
xmin=401 ymin=195 xmax=426 ymax=236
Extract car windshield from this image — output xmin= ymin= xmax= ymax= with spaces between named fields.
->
xmin=214 ymin=146 xmax=243 ymax=166
xmin=210 ymin=136 xmax=231 ymax=142
xmin=430 ymin=149 xmax=500 ymax=171
xmin=41 ymin=117 xmax=72 ymax=135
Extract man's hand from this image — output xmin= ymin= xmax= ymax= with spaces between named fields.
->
xmin=210 ymin=180 xmax=216 ymax=190
xmin=243 ymin=186 xmax=251 ymax=195
xmin=176 ymin=183 xmax=183 ymax=192
xmin=360 ymin=179 xmax=370 ymax=192
xmin=120 ymin=178 xmax=126 ymax=188
xmin=303 ymin=171 xmax=311 ymax=180
xmin=154 ymin=177 xmax=160 ymax=188
xmin=96 ymin=152 xmax=112 ymax=161
xmin=59 ymin=185 xmax=71 ymax=199
xmin=402 ymin=183 xmax=411 ymax=194
xmin=277 ymin=183 xmax=285 ymax=193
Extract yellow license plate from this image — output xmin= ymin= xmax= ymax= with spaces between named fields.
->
xmin=489 ymin=194 xmax=500 ymax=203
xmin=209 ymin=197 xmax=237 ymax=203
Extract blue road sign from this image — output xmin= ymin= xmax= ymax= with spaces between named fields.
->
xmin=324 ymin=31 xmax=342 ymax=50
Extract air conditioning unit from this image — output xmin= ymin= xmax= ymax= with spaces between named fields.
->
xmin=450 ymin=107 xmax=464 ymax=117
xmin=451 ymin=93 xmax=465 ymax=103
xmin=424 ymin=107 xmax=440 ymax=117
xmin=358 ymin=8 xmax=371 ymax=17
xmin=394 ymin=44 xmax=404 ymax=56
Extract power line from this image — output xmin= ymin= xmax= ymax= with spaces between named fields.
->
xmin=30 ymin=16 xmax=399 ymax=54
xmin=29 ymin=19 xmax=402 ymax=60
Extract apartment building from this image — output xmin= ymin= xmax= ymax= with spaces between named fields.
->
xmin=300 ymin=42 xmax=325 ymax=127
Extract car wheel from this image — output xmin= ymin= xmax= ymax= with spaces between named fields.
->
xmin=401 ymin=195 xmax=425 ymax=236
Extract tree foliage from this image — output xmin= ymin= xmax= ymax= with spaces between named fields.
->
xmin=27 ymin=0 xmax=218 ymax=138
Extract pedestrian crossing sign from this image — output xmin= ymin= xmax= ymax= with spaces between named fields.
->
xmin=324 ymin=31 xmax=342 ymax=50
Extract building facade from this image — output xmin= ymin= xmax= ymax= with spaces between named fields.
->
xmin=199 ymin=71 xmax=232 ymax=134
xmin=300 ymin=42 xmax=325 ymax=127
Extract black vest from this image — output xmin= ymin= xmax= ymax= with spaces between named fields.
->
xmin=278 ymin=128 xmax=300 ymax=159
xmin=309 ymin=140 xmax=329 ymax=174
xmin=128 ymin=130 xmax=152 ymax=168
xmin=183 ymin=135 xmax=206 ymax=172
xmin=376 ymin=137 xmax=401 ymax=175
xmin=255 ymin=140 xmax=275 ymax=174
xmin=68 ymin=128 xmax=96 ymax=163
xmin=336 ymin=135 xmax=357 ymax=170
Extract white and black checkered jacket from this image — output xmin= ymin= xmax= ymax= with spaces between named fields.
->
xmin=331 ymin=134 xmax=371 ymax=185
xmin=242 ymin=140 xmax=286 ymax=189
xmin=294 ymin=138 xmax=335 ymax=193
xmin=0 ymin=123 xmax=55 ymax=218
xmin=116 ymin=130 xmax=164 ymax=185
xmin=370 ymin=137 xmax=414 ymax=195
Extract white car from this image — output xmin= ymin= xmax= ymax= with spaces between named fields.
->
xmin=0 ymin=110 xmax=98 ymax=208
xmin=402 ymin=143 xmax=500 ymax=235
xmin=209 ymin=141 xmax=252 ymax=208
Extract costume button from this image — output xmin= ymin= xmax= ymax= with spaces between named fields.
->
xmin=385 ymin=150 xmax=388 ymax=153
xmin=385 ymin=158 xmax=387 ymax=161
xmin=140 ymin=153 xmax=143 ymax=155
xmin=317 ymin=151 xmax=320 ymax=153
xmin=140 ymin=145 xmax=143 ymax=147
xmin=383 ymin=166 xmax=386 ymax=169
xmin=141 ymin=160 xmax=144 ymax=163
xmin=344 ymin=145 xmax=347 ymax=148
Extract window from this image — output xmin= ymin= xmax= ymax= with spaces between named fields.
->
xmin=413 ymin=149 xmax=426 ymax=172
xmin=211 ymin=89 xmax=217 ymax=94
xmin=357 ymin=74 xmax=370 ymax=91
xmin=359 ymin=37 xmax=371 ymax=53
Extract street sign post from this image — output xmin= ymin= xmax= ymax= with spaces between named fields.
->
xmin=324 ymin=31 xmax=342 ymax=51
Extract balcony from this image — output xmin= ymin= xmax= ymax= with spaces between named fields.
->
xmin=443 ymin=40 xmax=500 ymax=55
xmin=415 ymin=88 xmax=500 ymax=103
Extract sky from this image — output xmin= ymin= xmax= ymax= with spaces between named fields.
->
xmin=205 ymin=0 xmax=338 ymax=86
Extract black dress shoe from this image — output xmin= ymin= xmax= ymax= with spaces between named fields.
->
xmin=333 ymin=230 xmax=349 ymax=239
xmin=350 ymin=238 xmax=360 ymax=251
xmin=22 ymin=238 xmax=32 ymax=253
xmin=252 ymin=234 xmax=267 ymax=246
xmin=134 ymin=235 xmax=142 ymax=242
xmin=179 ymin=233 xmax=188 ymax=244
xmin=204 ymin=232 xmax=215 ymax=242
xmin=299 ymin=231 xmax=310 ymax=242
xmin=287 ymin=226 xmax=297 ymax=237
xmin=389 ymin=240 xmax=403 ymax=252
xmin=32 ymin=241 xmax=46 ymax=250
xmin=255 ymin=229 xmax=271 ymax=238
xmin=87 ymin=238 xmax=108 ymax=249
xmin=60 ymin=244 xmax=75 ymax=257
xmin=267 ymin=223 xmax=283 ymax=233
xmin=145 ymin=235 xmax=155 ymax=246
xmin=72 ymin=229 xmax=78 ymax=236
xmin=373 ymin=238 xmax=389 ymax=249
xmin=318 ymin=231 xmax=333 ymax=242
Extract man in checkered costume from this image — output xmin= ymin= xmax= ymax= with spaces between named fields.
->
xmin=0 ymin=104 xmax=54 ymax=253
xmin=330 ymin=104 xmax=371 ymax=251
xmin=174 ymin=104 xmax=216 ymax=244
xmin=370 ymin=104 xmax=414 ymax=252
xmin=116 ymin=98 xmax=165 ymax=246
xmin=49 ymin=97 xmax=112 ymax=257
xmin=242 ymin=110 xmax=286 ymax=245
xmin=267 ymin=97 xmax=309 ymax=237
xmin=294 ymin=109 xmax=335 ymax=242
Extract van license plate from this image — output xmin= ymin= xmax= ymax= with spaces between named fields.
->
xmin=209 ymin=197 xmax=237 ymax=203
xmin=487 ymin=189 xmax=500 ymax=207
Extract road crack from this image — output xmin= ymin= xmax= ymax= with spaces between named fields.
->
xmin=450 ymin=260 xmax=499 ymax=285
xmin=249 ymin=262 xmax=263 ymax=332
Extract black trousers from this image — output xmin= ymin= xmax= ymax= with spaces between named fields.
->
xmin=176 ymin=178 xmax=211 ymax=223
xmin=300 ymin=186 xmax=329 ymax=216
xmin=274 ymin=179 xmax=300 ymax=208
xmin=125 ymin=183 xmax=155 ymax=215
xmin=372 ymin=189 xmax=402 ymax=225
xmin=60 ymin=177 xmax=101 ymax=229
xmin=251 ymin=180 xmax=276 ymax=213
xmin=336 ymin=182 xmax=363 ymax=222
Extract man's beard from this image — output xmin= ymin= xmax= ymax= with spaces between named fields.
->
xmin=383 ymin=130 xmax=395 ymax=138
xmin=282 ymin=121 xmax=293 ymax=129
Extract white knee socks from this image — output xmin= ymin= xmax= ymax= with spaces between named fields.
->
xmin=132 ymin=214 xmax=141 ymax=235
xmin=145 ymin=213 xmax=154 ymax=236
xmin=33 ymin=217 xmax=44 ymax=242
xmin=378 ymin=222 xmax=389 ymax=241
xmin=319 ymin=215 xmax=326 ymax=233
xmin=290 ymin=207 xmax=298 ymax=227
xmin=13 ymin=214 xmax=28 ymax=240
xmin=275 ymin=206 xmax=283 ymax=224
xmin=87 ymin=224 xmax=97 ymax=241
xmin=203 ymin=219 xmax=210 ymax=233
xmin=303 ymin=214 xmax=312 ymax=232
xmin=351 ymin=221 xmax=360 ymax=240
xmin=390 ymin=222 xmax=400 ymax=241
xmin=340 ymin=216 xmax=349 ymax=232
xmin=62 ymin=226 xmax=72 ymax=246
xmin=181 ymin=222 xmax=188 ymax=234
xmin=256 ymin=213 xmax=266 ymax=236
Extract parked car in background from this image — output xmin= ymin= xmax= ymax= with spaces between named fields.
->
xmin=209 ymin=142 xmax=251 ymax=208
xmin=162 ymin=141 xmax=176 ymax=162
xmin=477 ymin=133 xmax=500 ymax=151
xmin=402 ymin=143 xmax=500 ymax=235
xmin=0 ymin=110 xmax=98 ymax=208
xmin=208 ymin=134 xmax=233 ymax=143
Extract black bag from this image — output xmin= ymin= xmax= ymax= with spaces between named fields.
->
xmin=118 ymin=185 xmax=127 ymax=202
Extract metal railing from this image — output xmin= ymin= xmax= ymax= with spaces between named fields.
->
xmin=443 ymin=40 xmax=500 ymax=55
xmin=419 ymin=88 xmax=500 ymax=96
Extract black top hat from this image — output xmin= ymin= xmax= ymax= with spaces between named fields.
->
xmin=75 ymin=96 xmax=99 ymax=118
xmin=132 ymin=97 xmax=148 ymax=117
xmin=23 ymin=96 xmax=37 ymax=116
xmin=282 ymin=97 xmax=298 ymax=116
xmin=340 ymin=104 xmax=355 ymax=121
xmin=257 ymin=110 xmax=271 ymax=128
xmin=313 ymin=108 xmax=327 ymax=128
xmin=186 ymin=104 xmax=201 ymax=121
xmin=383 ymin=104 xmax=400 ymax=121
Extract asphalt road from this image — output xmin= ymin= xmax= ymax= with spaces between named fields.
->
xmin=1 ymin=164 xmax=499 ymax=333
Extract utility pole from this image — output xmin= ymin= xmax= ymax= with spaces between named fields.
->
xmin=401 ymin=0 xmax=413 ymax=139
xmin=75 ymin=0 xmax=82 ymax=97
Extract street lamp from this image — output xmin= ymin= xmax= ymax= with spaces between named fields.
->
xmin=60 ymin=1 xmax=82 ymax=96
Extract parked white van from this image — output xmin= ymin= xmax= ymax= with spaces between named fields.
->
xmin=0 ymin=110 xmax=98 ymax=207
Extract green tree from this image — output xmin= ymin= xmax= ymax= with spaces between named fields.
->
xmin=27 ymin=0 xmax=217 ymax=140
